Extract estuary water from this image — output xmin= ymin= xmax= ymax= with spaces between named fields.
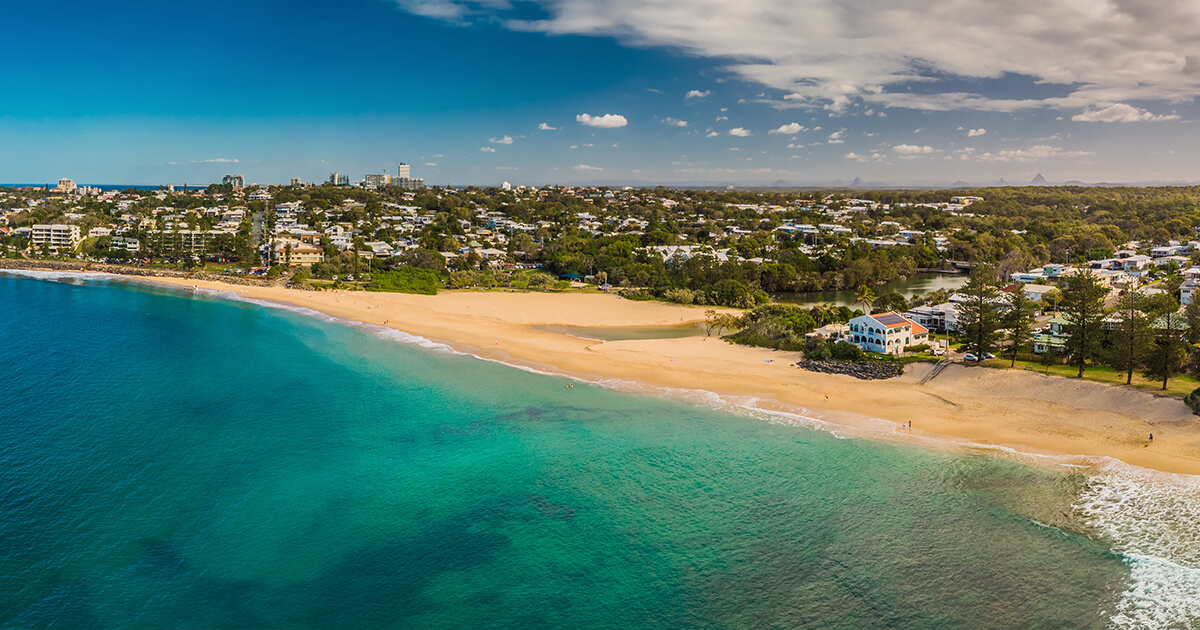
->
xmin=1 ymin=272 xmax=1198 ymax=629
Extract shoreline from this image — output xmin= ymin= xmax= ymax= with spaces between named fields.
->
xmin=7 ymin=264 xmax=1200 ymax=477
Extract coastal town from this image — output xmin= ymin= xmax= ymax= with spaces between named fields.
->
xmin=5 ymin=174 xmax=1200 ymax=400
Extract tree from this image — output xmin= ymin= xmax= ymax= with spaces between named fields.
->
xmin=855 ymin=286 xmax=875 ymax=315
xmin=1107 ymin=289 xmax=1153 ymax=384
xmin=956 ymin=265 xmax=1001 ymax=356
xmin=1059 ymin=270 xmax=1108 ymax=378
xmin=704 ymin=309 xmax=740 ymax=337
xmin=1143 ymin=293 xmax=1189 ymax=390
xmin=1001 ymin=284 xmax=1038 ymax=367
xmin=1186 ymin=297 xmax=1200 ymax=344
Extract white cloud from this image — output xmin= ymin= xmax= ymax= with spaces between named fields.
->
xmin=729 ymin=147 xmax=740 ymax=151
xmin=827 ymin=130 xmax=845 ymax=143
xmin=480 ymin=146 xmax=496 ymax=153
xmin=892 ymin=144 xmax=935 ymax=155
xmin=845 ymin=152 xmax=866 ymax=162
xmin=663 ymin=117 xmax=688 ymax=127
xmin=408 ymin=0 xmax=1200 ymax=116
xmin=975 ymin=145 xmax=1093 ymax=162
xmin=424 ymin=162 xmax=437 ymax=166
xmin=715 ymin=115 xmax=728 ymax=122
xmin=490 ymin=135 xmax=515 ymax=144
xmin=686 ymin=90 xmax=711 ymax=98
xmin=967 ymin=128 xmax=987 ymax=137
xmin=728 ymin=127 xmax=752 ymax=137
xmin=1071 ymin=103 xmax=1180 ymax=123
xmin=769 ymin=122 xmax=806 ymax=135
xmin=577 ymin=113 xmax=628 ymax=128
xmin=787 ymin=142 xmax=804 ymax=148
xmin=706 ymin=130 xmax=720 ymax=137
xmin=538 ymin=122 xmax=558 ymax=130
xmin=574 ymin=163 xmax=604 ymax=171
xmin=193 ymin=158 xmax=239 ymax=163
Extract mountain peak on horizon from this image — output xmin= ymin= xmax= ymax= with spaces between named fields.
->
xmin=1030 ymin=173 xmax=1048 ymax=185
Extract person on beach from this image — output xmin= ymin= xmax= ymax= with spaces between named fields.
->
xmin=1149 ymin=433 xmax=1154 ymax=442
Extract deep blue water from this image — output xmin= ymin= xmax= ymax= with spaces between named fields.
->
xmin=1 ymin=272 xmax=1197 ymax=629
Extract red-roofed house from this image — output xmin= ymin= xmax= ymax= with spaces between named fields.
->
xmin=846 ymin=311 xmax=929 ymax=355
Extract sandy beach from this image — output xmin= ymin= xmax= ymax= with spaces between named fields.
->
xmin=128 ymin=277 xmax=1200 ymax=476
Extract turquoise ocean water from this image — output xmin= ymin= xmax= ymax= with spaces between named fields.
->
xmin=1 ymin=272 xmax=1198 ymax=629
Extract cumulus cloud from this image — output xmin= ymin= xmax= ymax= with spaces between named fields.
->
xmin=574 ymin=163 xmax=603 ymax=171
xmin=967 ymin=128 xmax=987 ymax=137
xmin=827 ymin=130 xmax=845 ymax=143
xmin=728 ymin=127 xmax=752 ymax=137
xmin=686 ymin=90 xmax=711 ymax=98
xmin=706 ymin=130 xmax=720 ymax=137
xmin=577 ymin=113 xmax=628 ymax=128
xmin=663 ymin=117 xmax=688 ymax=127
xmin=480 ymin=146 xmax=496 ymax=152
xmin=1072 ymin=103 xmax=1180 ymax=123
xmin=538 ymin=122 xmax=558 ymax=130
xmin=769 ymin=122 xmax=806 ymax=135
xmin=975 ymin=145 xmax=1093 ymax=162
xmin=401 ymin=0 xmax=1200 ymax=116
xmin=193 ymin=158 xmax=239 ymax=163
xmin=892 ymin=144 xmax=934 ymax=155
xmin=424 ymin=162 xmax=437 ymax=166
xmin=490 ymin=135 xmax=515 ymax=144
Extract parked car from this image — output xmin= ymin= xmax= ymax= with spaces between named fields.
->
xmin=983 ymin=352 xmax=996 ymax=360
xmin=962 ymin=353 xmax=979 ymax=362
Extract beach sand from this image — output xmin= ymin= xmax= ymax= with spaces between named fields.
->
xmin=150 ymin=279 xmax=1200 ymax=476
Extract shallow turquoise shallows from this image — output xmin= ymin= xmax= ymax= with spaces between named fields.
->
xmin=0 ymin=273 xmax=1171 ymax=629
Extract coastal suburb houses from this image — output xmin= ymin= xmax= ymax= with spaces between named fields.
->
xmin=846 ymin=311 xmax=929 ymax=355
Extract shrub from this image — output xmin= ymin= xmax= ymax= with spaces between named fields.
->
xmin=366 ymin=266 xmax=441 ymax=295
xmin=664 ymin=288 xmax=695 ymax=304
xmin=1185 ymin=388 xmax=1200 ymax=416
xmin=830 ymin=341 xmax=863 ymax=362
xmin=907 ymin=344 xmax=930 ymax=353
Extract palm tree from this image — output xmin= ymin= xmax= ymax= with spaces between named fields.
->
xmin=855 ymin=286 xmax=876 ymax=315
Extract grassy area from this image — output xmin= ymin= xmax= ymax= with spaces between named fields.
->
xmin=978 ymin=358 xmax=1200 ymax=398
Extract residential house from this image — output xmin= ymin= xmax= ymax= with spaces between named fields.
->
xmin=846 ymin=311 xmax=929 ymax=355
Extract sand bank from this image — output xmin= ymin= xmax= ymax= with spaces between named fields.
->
xmin=136 ymin=278 xmax=1200 ymax=476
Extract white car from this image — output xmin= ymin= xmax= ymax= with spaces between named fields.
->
xmin=963 ymin=353 xmax=979 ymax=362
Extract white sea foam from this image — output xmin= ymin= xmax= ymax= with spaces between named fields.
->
xmin=1074 ymin=461 xmax=1200 ymax=629
xmin=0 ymin=268 xmax=113 ymax=282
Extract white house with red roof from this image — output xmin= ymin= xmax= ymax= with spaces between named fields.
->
xmin=846 ymin=311 xmax=929 ymax=355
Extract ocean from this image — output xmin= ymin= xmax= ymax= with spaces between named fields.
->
xmin=1 ymin=271 xmax=1197 ymax=629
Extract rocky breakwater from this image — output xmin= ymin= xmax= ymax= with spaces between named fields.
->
xmin=793 ymin=359 xmax=903 ymax=380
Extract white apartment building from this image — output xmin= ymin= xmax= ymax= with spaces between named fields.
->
xmin=31 ymin=224 xmax=81 ymax=249
xmin=846 ymin=311 xmax=929 ymax=355
xmin=56 ymin=178 xmax=77 ymax=193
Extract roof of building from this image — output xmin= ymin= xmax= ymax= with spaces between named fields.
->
xmin=873 ymin=312 xmax=911 ymax=327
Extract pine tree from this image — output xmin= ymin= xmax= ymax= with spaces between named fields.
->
xmin=956 ymin=265 xmax=1001 ymax=356
xmin=1001 ymin=284 xmax=1038 ymax=367
xmin=1059 ymin=270 xmax=1108 ymax=378
xmin=1107 ymin=289 xmax=1153 ymax=385
xmin=1143 ymin=293 xmax=1189 ymax=390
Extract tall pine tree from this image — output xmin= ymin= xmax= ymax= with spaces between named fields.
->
xmin=956 ymin=264 xmax=1001 ymax=356
xmin=1002 ymin=284 xmax=1038 ymax=367
xmin=1107 ymin=289 xmax=1153 ymax=385
xmin=1059 ymin=270 xmax=1108 ymax=378
xmin=1143 ymin=293 xmax=1189 ymax=390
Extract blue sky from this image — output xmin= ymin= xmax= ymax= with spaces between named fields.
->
xmin=4 ymin=0 xmax=1200 ymax=186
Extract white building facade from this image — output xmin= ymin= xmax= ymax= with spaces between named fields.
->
xmin=846 ymin=311 xmax=929 ymax=355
